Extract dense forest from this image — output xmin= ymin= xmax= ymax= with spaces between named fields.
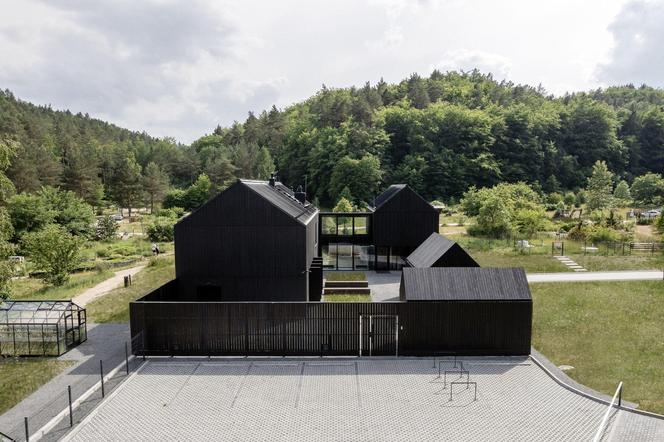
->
xmin=2 ymin=70 xmax=664 ymax=210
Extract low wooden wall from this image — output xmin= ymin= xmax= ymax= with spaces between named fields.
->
xmin=130 ymin=281 xmax=532 ymax=357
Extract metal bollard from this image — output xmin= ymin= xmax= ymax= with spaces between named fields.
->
xmin=24 ymin=417 xmax=29 ymax=442
xmin=100 ymin=360 xmax=105 ymax=398
xmin=68 ymin=385 xmax=73 ymax=427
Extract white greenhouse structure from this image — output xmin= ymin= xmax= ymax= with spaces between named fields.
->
xmin=0 ymin=300 xmax=87 ymax=356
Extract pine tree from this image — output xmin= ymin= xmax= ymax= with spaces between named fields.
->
xmin=143 ymin=162 xmax=169 ymax=213
xmin=109 ymin=152 xmax=143 ymax=217
xmin=585 ymin=161 xmax=614 ymax=211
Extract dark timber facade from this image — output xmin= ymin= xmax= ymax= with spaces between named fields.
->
xmin=174 ymin=179 xmax=319 ymax=302
xmin=319 ymin=185 xmax=440 ymax=270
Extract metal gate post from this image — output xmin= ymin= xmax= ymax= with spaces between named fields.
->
xmin=395 ymin=315 xmax=399 ymax=357
xmin=369 ymin=316 xmax=373 ymax=357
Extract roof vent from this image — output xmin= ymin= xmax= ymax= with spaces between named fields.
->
xmin=294 ymin=185 xmax=306 ymax=205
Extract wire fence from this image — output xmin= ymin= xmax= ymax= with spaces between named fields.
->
xmin=3 ymin=341 xmax=144 ymax=442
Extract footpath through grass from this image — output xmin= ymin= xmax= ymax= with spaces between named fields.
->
xmin=0 ymin=358 xmax=74 ymax=414
xmin=86 ymin=256 xmax=175 ymax=323
xmin=531 ymin=280 xmax=664 ymax=414
xmin=10 ymin=270 xmax=114 ymax=301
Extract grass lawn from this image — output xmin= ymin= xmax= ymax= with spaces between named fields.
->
xmin=531 ymin=280 xmax=664 ymax=414
xmin=10 ymin=270 xmax=114 ymax=301
xmin=0 ymin=358 xmax=74 ymax=414
xmin=570 ymin=254 xmax=664 ymax=271
xmin=322 ymin=294 xmax=371 ymax=302
xmin=472 ymin=252 xmax=568 ymax=273
xmin=324 ymin=272 xmax=367 ymax=281
xmin=86 ymin=256 xmax=175 ymax=323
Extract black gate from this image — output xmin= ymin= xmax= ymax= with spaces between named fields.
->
xmin=359 ymin=315 xmax=398 ymax=356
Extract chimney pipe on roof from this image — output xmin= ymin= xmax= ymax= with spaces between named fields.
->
xmin=269 ymin=173 xmax=275 ymax=187
xmin=294 ymin=185 xmax=306 ymax=205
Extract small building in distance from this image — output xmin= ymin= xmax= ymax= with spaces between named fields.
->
xmin=405 ymin=233 xmax=479 ymax=268
xmin=174 ymin=178 xmax=320 ymax=302
xmin=399 ymin=267 xmax=532 ymax=355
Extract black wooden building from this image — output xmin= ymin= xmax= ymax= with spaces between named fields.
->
xmin=174 ymin=179 xmax=320 ymax=302
xmin=319 ymin=184 xmax=440 ymax=270
xmin=129 ymin=180 xmax=532 ymax=357
xmin=405 ymin=233 xmax=479 ymax=268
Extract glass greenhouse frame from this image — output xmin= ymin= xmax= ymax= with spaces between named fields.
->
xmin=0 ymin=300 xmax=87 ymax=356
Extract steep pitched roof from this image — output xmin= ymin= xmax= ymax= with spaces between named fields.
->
xmin=241 ymin=179 xmax=318 ymax=225
xmin=372 ymin=184 xmax=406 ymax=209
xmin=405 ymin=233 xmax=457 ymax=267
xmin=401 ymin=267 xmax=531 ymax=301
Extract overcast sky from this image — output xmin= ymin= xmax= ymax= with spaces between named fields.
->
xmin=1 ymin=0 xmax=662 ymax=143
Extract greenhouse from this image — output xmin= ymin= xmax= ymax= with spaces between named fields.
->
xmin=0 ymin=300 xmax=87 ymax=356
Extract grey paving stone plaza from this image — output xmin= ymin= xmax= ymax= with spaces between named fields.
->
xmin=62 ymin=357 xmax=664 ymax=441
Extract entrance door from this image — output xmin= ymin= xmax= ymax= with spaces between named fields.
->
xmin=359 ymin=315 xmax=398 ymax=356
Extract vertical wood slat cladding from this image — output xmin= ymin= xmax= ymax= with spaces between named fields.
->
xmin=130 ymin=297 xmax=531 ymax=356
xmin=174 ymin=182 xmax=314 ymax=301
xmin=372 ymin=187 xmax=439 ymax=248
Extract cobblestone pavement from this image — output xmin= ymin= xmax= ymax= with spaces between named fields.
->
xmin=60 ymin=357 xmax=664 ymax=441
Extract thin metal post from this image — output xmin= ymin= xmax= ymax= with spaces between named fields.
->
xmin=24 ymin=417 xmax=29 ymax=442
xmin=619 ymin=385 xmax=622 ymax=407
xmin=125 ymin=342 xmax=129 ymax=375
xmin=100 ymin=360 xmax=105 ymax=398
xmin=68 ymin=385 xmax=73 ymax=427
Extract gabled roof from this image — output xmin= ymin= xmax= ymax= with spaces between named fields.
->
xmin=373 ymin=184 xmax=406 ymax=209
xmin=405 ymin=233 xmax=456 ymax=267
xmin=241 ymin=179 xmax=318 ymax=225
xmin=401 ymin=267 xmax=531 ymax=301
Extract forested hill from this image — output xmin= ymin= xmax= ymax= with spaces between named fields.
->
xmin=2 ymin=71 xmax=664 ymax=210
xmin=0 ymin=89 xmax=194 ymax=204
xmin=206 ymin=71 xmax=664 ymax=206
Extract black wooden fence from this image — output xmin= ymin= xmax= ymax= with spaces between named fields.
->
xmin=130 ymin=298 xmax=531 ymax=357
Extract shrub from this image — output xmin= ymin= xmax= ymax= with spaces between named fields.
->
xmin=154 ymin=207 xmax=184 ymax=219
xmin=145 ymin=217 xmax=175 ymax=242
xmin=22 ymin=224 xmax=83 ymax=286
xmin=586 ymin=226 xmax=621 ymax=243
xmin=95 ymin=215 xmax=119 ymax=241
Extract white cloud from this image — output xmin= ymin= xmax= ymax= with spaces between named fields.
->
xmin=0 ymin=0 xmax=637 ymax=143
xmin=596 ymin=0 xmax=664 ymax=87
xmin=434 ymin=49 xmax=512 ymax=81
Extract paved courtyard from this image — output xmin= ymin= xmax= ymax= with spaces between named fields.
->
xmin=61 ymin=357 xmax=664 ymax=441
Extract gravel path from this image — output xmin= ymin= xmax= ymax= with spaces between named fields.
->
xmin=72 ymin=265 xmax=146 ymax=306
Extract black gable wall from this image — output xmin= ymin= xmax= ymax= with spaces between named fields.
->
xmin=175 ymin=182 xmax=310 ymax=301
xmin=373 ymin=186 xmax=439 ymax=248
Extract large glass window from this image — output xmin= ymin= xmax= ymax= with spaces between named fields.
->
xmin=354 ymin=245 xmax=372 ymax=270
xmin=322 ymin=244 xmax=336 ymax=269
xmin=338 ymin=216 xmax=352 ymax=236
xmin=321 ymin=215 xmax=337 ymax=235
xmin=337 ymin=243 xmax=353 ymax=269
xmin=353 ymin=216 xmax=369 ymax=235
